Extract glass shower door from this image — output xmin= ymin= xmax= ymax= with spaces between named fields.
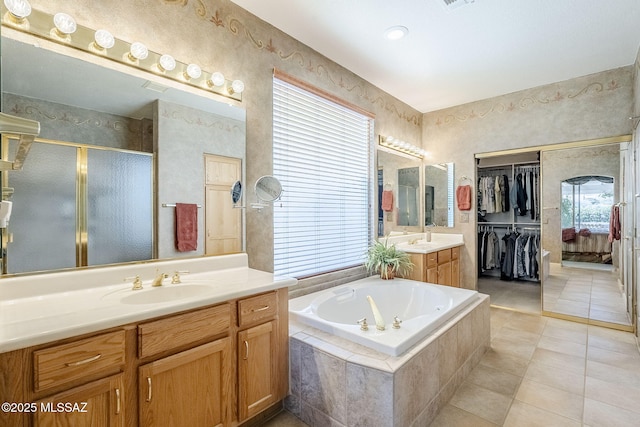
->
xmin=87 ymin=149 xmax=152 ymax=265
xmin=6 ymin=140 xmax=77 ymax=273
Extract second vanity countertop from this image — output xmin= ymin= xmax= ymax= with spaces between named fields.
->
xmin=0 ymin=253 xmax=297 ymax=353
xmin=386 ymin=232 xmax=464 ymax=254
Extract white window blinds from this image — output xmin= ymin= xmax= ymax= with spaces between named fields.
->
xmin=273 ymin=75 xmax=374 ymax=278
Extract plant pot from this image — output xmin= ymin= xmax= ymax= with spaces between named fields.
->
xmin=380 ymin=265 xmax=395 ymax=280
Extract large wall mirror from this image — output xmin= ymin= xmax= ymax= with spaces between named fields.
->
xmin=424 ymin=162 xmax=454 ymax=227
xmin=0 ymin=35 xmax=246 ymax=275
xmin=376 ymin=150 xmax=456 ymax=236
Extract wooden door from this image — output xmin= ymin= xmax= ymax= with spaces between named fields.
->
xmin=204 ymin=155 xmax=241 ymax=255
xmin=34 ymin=374 xmax=124 ymax=427
xmin=237 ymin=321 xmax=277 ymax=422
xmin=139 ymin=339 xmax=231 ymax=427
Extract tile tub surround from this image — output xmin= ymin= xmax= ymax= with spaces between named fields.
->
xmin=286 ymin=294 xmax=490 ymax=426
xmin=0 ymin=253 xmax=296 ymax=352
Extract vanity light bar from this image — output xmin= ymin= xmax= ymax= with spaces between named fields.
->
xmin=0 ymin=3 xmax=245 ymax=102
xmin=378 ymin=135 xmax=427 ymax=159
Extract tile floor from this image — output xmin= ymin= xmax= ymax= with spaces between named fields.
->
xmin=478 ymin=276 xmax=541 ymax=314
xmin=544 ymin=263 xmax=631 ymax=326
xmin=269 ymin=307 xmax=640 ymax=426
xmin=479 ymin=262 xmax=631 ymax=327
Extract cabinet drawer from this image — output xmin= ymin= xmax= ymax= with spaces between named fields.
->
xmin=451 ymin=246 xmax=460 ymax=260
xmin=138 ymin=303 xmax=230 ymax=359
xmin=33 ymin=330 xmax=125 ymax=393
xmin=437 ymin=248 xmax=452 ymax=264
xmin=238 ymin=292 xmax=278 ymax=327
xmin=426 ymin=252 xmax=438 ymax=268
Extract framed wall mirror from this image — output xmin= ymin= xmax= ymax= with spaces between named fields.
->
xmin=0 ymin=35 xmax=246 ymax=276
xmin=376 ymin=149 xmax=422 ymax=236
xmin=424 ymin=162 xmax=454 ymax=227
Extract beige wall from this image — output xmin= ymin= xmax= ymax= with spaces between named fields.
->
xmin=29 ymin=0 xmax=422 ymax=277
xmin=424 ymin=66 xmax=634 ymax=289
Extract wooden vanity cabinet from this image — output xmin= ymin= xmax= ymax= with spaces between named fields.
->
xmin=407 ymin=246 xmax=461 ymax=287
xmin=0 ymin=288 xmax=289 ymax=427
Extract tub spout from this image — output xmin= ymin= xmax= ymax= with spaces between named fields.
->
xmin=366 ymin=295 xmax=385 ymax=331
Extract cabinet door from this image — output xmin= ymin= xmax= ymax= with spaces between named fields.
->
xmin=437 ymin=262 xmax=452 ymax=286
xmin=238 ymin=321 xmax=277 ymax=422
xmin=426 ymin=266 xmax=438 ymax=283
xmin=451 ymin=258 xmax=460 ymax=287
xmin=139 ymin=338 xmax=231 ymax=427
xmin=34 ymin=374 xmax=124 ymax=427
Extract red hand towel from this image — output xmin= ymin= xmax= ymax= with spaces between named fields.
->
xmin=175 ymin=203 xmax=198 ymax=252
xmin=381 ymin=190 xmax=393 ymax=212
xmin=456 ymin=185 xmax=472 ymax=210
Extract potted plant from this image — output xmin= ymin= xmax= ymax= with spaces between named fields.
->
xmin=364 ymin=239 xmax=413 ymax=280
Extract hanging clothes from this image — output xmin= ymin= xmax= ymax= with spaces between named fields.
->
xmin=477 ymin=175 xmax=511 ymax=215
xmin=515 ymin=173 xmax=528 ymax=216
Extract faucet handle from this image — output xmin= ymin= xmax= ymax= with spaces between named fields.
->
xmin=392 ymin=316 xmax=402 ymax=329
xmin=357 ymin=318 xmax=369 ymax=331
xmin=171 ymin=270 xmax=190 ymax=284
xmin=125 ymin=275 xmax=143 ymax=290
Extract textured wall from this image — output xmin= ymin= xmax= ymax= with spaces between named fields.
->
xmin=424 ymin=66 xmax=634 ymax=289
xmin=2 ymin=93 xmax=149 ymax=151
xmin=26 ymin=0 xmax=422 ymax=277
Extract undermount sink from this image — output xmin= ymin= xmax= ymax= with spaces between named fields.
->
xmin=120 ymin=284 xmax=213 ymax=305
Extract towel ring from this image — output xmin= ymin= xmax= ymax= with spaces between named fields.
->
xmin=457 ymin=176 xmax=472 ymax=185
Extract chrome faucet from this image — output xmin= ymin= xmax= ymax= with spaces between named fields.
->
xmin=366 ymin=295 xmax=385 ymax=331
xmin=151 ymin=272 xmax=168 ymax=287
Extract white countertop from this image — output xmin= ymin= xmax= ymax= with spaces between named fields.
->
xmin=387 ymin=233 xmax=464 ymax=254
xmin=0 ymin=254 xmax=296 ymax=353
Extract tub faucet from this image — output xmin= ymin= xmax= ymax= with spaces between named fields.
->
xmin=366 ymin=295 xmax=385 ymax=331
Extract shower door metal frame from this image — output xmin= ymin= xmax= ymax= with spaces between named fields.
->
xmin=1 ymin=135 xmax=154 ymax=274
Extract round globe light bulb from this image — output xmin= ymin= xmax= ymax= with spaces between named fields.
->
xmin=53 ymin=12 xmax=76 ymax=35
xmin=210 ymin=72 xmax=225 ymax=87
xmin=94 ymin=29 xmax=115 ymax=49
xmin=231 ymin=80 xmax=245 ymax=94
xmin=158 ymin=54 xmax=176 ymax=72
xmin=185 ymin=63 xmax=202 ymax=79
xmin=4 ymin=0 xmax=31 ymax=19
xmin=129 ymin=42 xmax=148 ymax=61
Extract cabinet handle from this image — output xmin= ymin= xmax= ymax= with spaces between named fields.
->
xmin=115 ymin=388 xmax=121 ymax=415
xmin=146 ymin=377 xmax=152 ymax=402
xmin=243 ymin=340 xmax=249 ymax=360
xmin=253 ymin=305 xmax=270 ymax=312
xmin=65 ymin=353 xmax=101 ymax=367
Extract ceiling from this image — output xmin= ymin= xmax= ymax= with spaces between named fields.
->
xmin=230 ymin=0 xmax=640 ymax=113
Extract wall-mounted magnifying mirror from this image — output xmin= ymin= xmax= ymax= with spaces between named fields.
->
xmin=231 ymin=180 xmax=244 ymax=208
xmin=252 ymin=175 xmax=282 ymax=210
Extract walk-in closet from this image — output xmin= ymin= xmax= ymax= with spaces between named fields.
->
xmin=476 ymin=151 xmax=541 ymax=313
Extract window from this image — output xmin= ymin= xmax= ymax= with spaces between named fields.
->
xmin=273 ymin=73 xmax=374 ymax=278
xmin=561 ymin=176 xmax=614 ymax=233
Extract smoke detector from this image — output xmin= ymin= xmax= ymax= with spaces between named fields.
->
xmin=442 ymin=0 xmax=475 ymax=11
